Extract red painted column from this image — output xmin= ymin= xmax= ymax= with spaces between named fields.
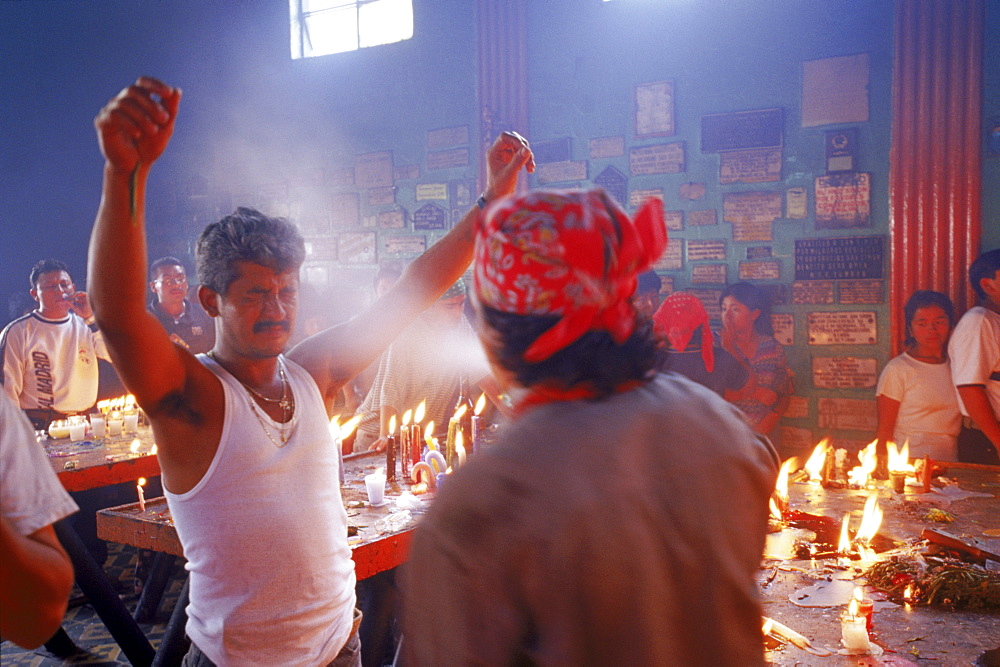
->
xmin=889 ymin=0 xmax=983 ymax=354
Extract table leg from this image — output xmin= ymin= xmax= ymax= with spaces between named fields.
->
xmin=152 ymin=576 xmax=190 ymax=667
xmin=134 ymin=553 xmax=177 ymax=623
xmin=53 ymin=518 xmax=156 ymax=667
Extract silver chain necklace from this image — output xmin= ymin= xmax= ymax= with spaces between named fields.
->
xmin=208 ymin=352 xmax=294 ymax=447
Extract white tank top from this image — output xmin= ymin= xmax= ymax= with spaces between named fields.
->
xmin=165 ymin=354 xmax=355 ymax=666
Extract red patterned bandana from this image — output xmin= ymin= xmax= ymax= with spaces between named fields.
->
xmin=474 ymin=188 xmax=667 ymax=362
xmin=652 ymin=292 xmax=715 ymax=373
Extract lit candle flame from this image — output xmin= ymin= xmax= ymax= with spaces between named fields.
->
xmin=838 ymin=512 xmax=852 ymax=555
xmin=847 ymin=597 xmax=859 ymax=618
xmin=388 ymin=414 xmax=397 ymax=434
xmin=453 ymin=403 xmax=468 ymax=421
xmin=888 ymin=440 xmax=915 ymax=473
xmin=474 ymin=393 xmax=486 ymax=416
xmin=424 ymin=421 xmax=436 ymax=448
xmin=331 ymin=415 xmax=362 ymax=441
xmin=414 ymin=400 xmax=426 ymax=424
xmin=130 ymin=439 xmax=141 ymax=454
xmin=847 ymin=440 xmax=878 ymax=487
xmin=854 ymin=492 xmax=883 ymax=545
xmin=150 ymin=443 xmax=158 ymax=456
xmin=402 ymin=409 xmax=412 ymax=427
xmin=456 ymin=431 xmax=466 ymax=466
xmin=761 ymin=618 xmax=774 ymax=636
xmin=804 ymin=438 xmax=830 ymax=482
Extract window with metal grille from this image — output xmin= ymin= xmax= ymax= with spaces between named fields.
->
xmin=290 ymin=0 xmax=413 ymax=59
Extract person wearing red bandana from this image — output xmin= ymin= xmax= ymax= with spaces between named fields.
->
xmin=652 ymin=291 xmax=748 ymax=398
xmin=402 ymin=188 xmax=779 ymax=666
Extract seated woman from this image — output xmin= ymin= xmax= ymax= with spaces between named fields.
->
xmin=652 ymin=291 xmax=748 ymax=398
xmin=719 ymin=282 xmax=794 ymax=442
xmin=875 ymin=290 xmax=961 ymax=464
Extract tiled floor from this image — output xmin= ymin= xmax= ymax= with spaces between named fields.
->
xmin=1 ymin=544 xmax=187 ymax=666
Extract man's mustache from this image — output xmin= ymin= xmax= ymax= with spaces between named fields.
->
xmin=253 ymin=321 xmax=291 ymax=334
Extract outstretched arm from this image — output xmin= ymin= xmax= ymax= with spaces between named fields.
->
xmin=290 ymin=132 xmax=534 ymax=405
xmin=958 ymin=385 xmax=1000 ymax=449
xmin=88 ymin=77 xmax=195 ymax=410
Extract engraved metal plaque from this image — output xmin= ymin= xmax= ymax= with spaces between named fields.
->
xmin=338 ymin=232 xmax=377 ymax=264
xmin=815 ymin=173 xmax=870 ymax=229
xmin=412 ymin=203 xmax=447 ymax=231
xmin=794 ymin=236 xmax=884 ymax=281
xmin=688 ymin=209 xmax=717 ymax=226
xmin=368 ymin=186 xmax=396 ymax=207
xmin=532 ymin=137 xmax=572 ymax=164
xmin=771 ymin=313 xmax=794 ymax=346
xmin=687 ymin=240 xmax=727 ymax=262
xmin=739 ymin=260 xmax=780 ymax=281
xmin=537 ymin=160 xmax=588 ymax=184
xmin=629 ymin=188 xmax=664 ymax=208
xmin=589 ymin=135 xmax=625 ymax=159
xmin=792 ymin=281 xmax=835 ymax=304
xmin=383 ymin=235 xmax=427 ymax=255
xmin=355 ymin=151 xmax=393 ymax=189
xmin=664 ymin=210 xmax=683 ymax=231
xmin=427 ymin=148 xmax=469 ymax=170
xmin=652 ymin=241 xmax=683 ymax=271
xmin=786 ymin=187 xmax=808 ymax=219
xmin=807 ymin=311 xmax=877 ymax=345
xmin=691 ymin=263 xmax=727 ymax=284
xmin=701 ymin=107 xmax=783 ymax=152
xmin=838 ymin=280 xmax=883 ymax=304
xmin=629 ymin=143 xmax=685 ymax=175
xmin=812 ymin=357 xmax=878 ymax=389
xmin=818 ymin=397 xmax=877 ymax=431
xmin=416 ymin=183 xmax=448 ymax=201
xmin=719 ymin=148 xmax=782 ymax=184
xmin=377 ymin=207 xmax=406 ymax=229
xmin=635 ymin=80 xmax=675 ymax=137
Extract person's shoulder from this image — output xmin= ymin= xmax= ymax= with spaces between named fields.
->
xmin=0 ymin=313 xmax=33 ymax=340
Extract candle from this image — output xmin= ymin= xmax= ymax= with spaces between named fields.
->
xmin=108 ymin=411 xmax=123 ymax=436
xmin=124 ymin=411 xmax=139 ymax=433
xmin=890 ymin=470 xmax=907 ymax=494
xmin=446 ymin=417 xmax=458 ymax=466
xmin=840 ymin=599 xmax=869 ymax=652
xmin=386 ymin=415 xmax=397 ymax=483
xmin=130 ymin=439 xmax=141 ymax=456
xmin=90 ymin=413 xmax=106 ymax=438
xmin=455 ymin=430 xmax=466 ymax=468
xmin=410 ymin=423 xmax=423 ymax=465
xmin=137 ymin=477 xmax=147 ymax=512
xmin=410 ymin=461 xmax=436 ymax=491
xmin=424 ymin=421 xmax=436 ymax=450
xmin=400 ymin=410 xmax=412 ymax=478
xmin=68 ymin=418 xmax=87 ymax=442
xmin=424 ymin=450 xmax=447 ymax=475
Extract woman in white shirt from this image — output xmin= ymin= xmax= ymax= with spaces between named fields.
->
xmin=876 ymin=290 xmax=961 ymax=465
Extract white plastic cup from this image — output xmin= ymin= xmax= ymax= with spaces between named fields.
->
xmin=68 ymin=422 xmax=87 ymax=441
xmin=365 ymin=473 xmax=386 ymax=506
xmin=90 ymin=415 xmax=106 ymax=438
xmin=124 ymin=413 xmax=139 ymax=433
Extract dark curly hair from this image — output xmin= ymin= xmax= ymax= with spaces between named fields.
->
xmin=970 ymin=249 xmax=1000 ymax=302
xmin=29 ymin=259 xmax=70 ymax=288
xmin=902 ymin=290 xmax=954 ymax=347
xmin=720 ymin=281 xmax=774 ymax=336
xmin=195 ymin=207 xmax=306 ymax=295
xmin=476 ymin=305 xmax=663 ymax=398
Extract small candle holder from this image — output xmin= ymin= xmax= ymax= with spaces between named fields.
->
xmin=840 ymin=611 xmax=869 ymax=654
xmin=890 ymin=471 xmax=907 ymax=494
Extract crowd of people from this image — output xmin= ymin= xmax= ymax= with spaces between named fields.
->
xmin=1 ymin=74 xmax=998 ymax=666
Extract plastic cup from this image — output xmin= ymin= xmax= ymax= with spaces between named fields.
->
xmin=90 ymin=415 xmax=106 ymax=438
xmin=365 ymin=473 xmax=386 ymax=506
xmin=124 ymin=413 xmax=139 ymax=433
xmin=68 ymin=422 xmax=87 ymax=441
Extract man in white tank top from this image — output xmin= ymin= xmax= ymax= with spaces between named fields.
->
xmin=87 ymin=76 xmax=534 ymax=667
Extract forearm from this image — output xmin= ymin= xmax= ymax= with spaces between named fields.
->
xmin=958 ymin=385 xmax=1000 ymax=447
xmin=0 ymin=519 xmax=74 ymax=649
xmin=88 ymin=163 xmax=152 ymax=331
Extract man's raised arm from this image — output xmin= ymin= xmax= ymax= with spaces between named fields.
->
xmin=88 ymin=77 xmax=191 ymax=408
xmin=290 ymin=132 xmax=534 ymax=404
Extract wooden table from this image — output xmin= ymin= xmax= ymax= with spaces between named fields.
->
xmin=96 ymin=451 xmax=421 ymax=580
xmin=48 ymin=426 xmax=160 ymax=492
xmin=761 ymin=468 xmax=1000 ymax=665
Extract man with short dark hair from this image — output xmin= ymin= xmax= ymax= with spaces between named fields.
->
xmin=633 ymin=269 xmax=663 ymax=317
xmin=89 ymin=76 xmax=532 ymax=666
xmin=403 ymin=189 xmax=778 ymax=665
xmin=148 ymin=256 xmax=215 ymax=354
xmin=1 ymin=259 xmax=110 ymax=429
xmin=949 ymin=248 xmax=1000 ymax=464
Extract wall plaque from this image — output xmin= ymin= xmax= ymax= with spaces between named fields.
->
xmin=664 ymin=210 xmax=683 ymax=231
xmin=794 ymin=236 xmax=884 ymax=280
xmin=815 ymin=172 xmax=870 ymax=228
xmin=739 ymin=260 xmax=780 ymax=281
xmin=451 ymin=181 xmax=474 ymax=209
xmin=377 ymin=207 xmax=406 ymax=229
xmin=427 ymin=125 xmax=469 ymax=150
xmin=338 ymin=232 xmax=377 ymax=264
xmin=762 ymin=284 xmax=788 ymax=306
xmin=355 ymin=151 xmax=393 ymax=189
xmin=719 ymin=148 xmax=782 ymax=184
xmin=537 ymin=160 xmax=588 ymax=184
xmin=302 ymin=262 xmax=330 ymax=287
xmin=687 ymin=239 xmax=727 ymax=262
xmin=593 ymin=166 xmax=628 ymax=207
xmin=629 ymin=188 xmax=664 ymax=208
xmin=785 ymin=395 xmax=810 ymax=419
xmin=304 ymin=237 xmax=338 ymax=261
xmin=812 ymin=357 xmax=878 ymax=389
xmin=296 ymin=214 xmax=331 ymax=238
xmin=532 ymin=137 xmax=573 ymax=164
xmin=416 ymin=183 xmax=448 ymax=201
xmin=412 ymin=203 xmax=447 ymax=231
xmin=807 ymin=311 xmax=877 ymax=345
xmin=747 ymin=246 xmax=772 ymax=260
xmin=691 ymin=263 xmax=727 ymax=284
xmin=701 ymin=108 xmax=783 ymax=152
xmin=427 ymin=148 xmax=469 ymax=170
xmin=792 ymin=280 xmax=835 ymax=304
xmin=781 ymin=426 xmax=816 ymax=453
xmin=838 ymin=280 xmax=883 ymax=304
xmin=688 ymin=209 xmax=717 ymax=226
xmin=328 ymin=167 xmax=355 ymax=187
xmin=723 ymin=191 xmax=782 ymax=225
xmin=679 ymin=182 xmax=706 ymax=200
xmin=818 ymin=397 xmax=877 ymax=431
xmin=330 ymin=193 xmax=360 ymax=228
xmin=652 ymin=241 xmax=683 ymax=271
xmin=629 ymin=142 xmax=685 ymax=175
xmin=383 ymin=235 xmax=427 ymax=255
xmin=688 ymin=289 xmax=723 ymax=320
xmin=786 ymin=187 xmax=808 ymax=219
xmin=635 ymin=80 xmax=675 ymax=137
xmin=368 ymin=186 xmax=396 ymax=207
xmin=771 ymin=313 xmax=794 ymax=346
xmin=393 ymin=164 xmax=420 ymax=181
xmin=825 ymin=128 xmax=858 ymax=173
xmin=589 ymin=135 xmax=625 ymax=159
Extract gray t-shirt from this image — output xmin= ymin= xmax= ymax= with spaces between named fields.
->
xmin=403 ymin=373 xmax=778 ymax=666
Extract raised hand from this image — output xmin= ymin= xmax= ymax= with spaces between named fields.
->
xmin=484 ymin=131 xmax=534 ymax=201
xmin=94 ymin=76 xmax=181 ymax=173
